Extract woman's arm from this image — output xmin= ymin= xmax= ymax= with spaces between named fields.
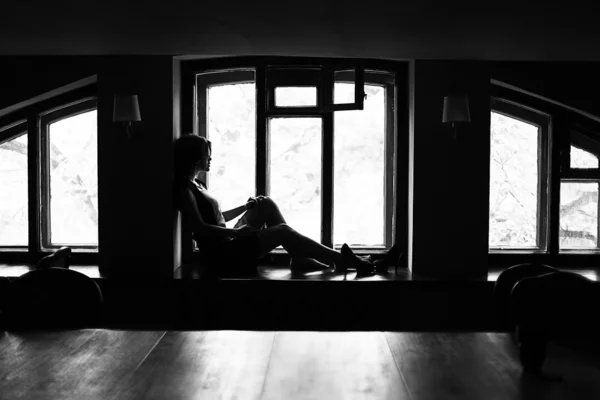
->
xmin=222 ymin=204 xmax=247 ymax=222
xmin=177 ymin=188 xmax=248 ymax=238
xmin=223 ymin=197 xmax=259 ymax=222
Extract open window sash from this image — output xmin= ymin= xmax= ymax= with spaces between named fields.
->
xmin=321 ymin=63 xmax=365 ymax=112
xmin=562 ymin=124 xmax=600 ymax=179
xmin=265 ymin=63 xmax=365 ymax=114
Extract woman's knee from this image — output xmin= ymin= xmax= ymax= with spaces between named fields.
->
xmin=258 ymin=223 xmax=293 ymax=254
xmin=259 ymin=196 xmax=277 ymax=209
xmin=273 ymin=223 xmax=293 ymax=237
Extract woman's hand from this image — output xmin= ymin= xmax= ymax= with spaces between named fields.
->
xmin=246 ymin=196 xmax=266 ymax=210
xmin=246 ymin=197 xmax=257 ymax=210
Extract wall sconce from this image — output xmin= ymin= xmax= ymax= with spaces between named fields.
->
xmin=113 ymin=94 xmax=141 ymax=138
xmin=442 ymin=94 xmax=471 ymax=140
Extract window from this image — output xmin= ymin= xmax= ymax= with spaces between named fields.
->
xmin=185 ymin=58 xmax=399 ymax=258
xmin=489 ymin=99 xmax=549 ymax=250
xmin=197 ymin=69 xmax=256 ymax=221
xmin=0 ymin=123 xmax=28 ymax=246
xmin=41 ymin=100 xmax=98 ymax=248
xmin=333 ymin=81 xmax=389 ymax=246
xmin=489 ymin=83 xmax=600 ymax=266
xmin=559 ymin=181 xmax=598 ymax=249
xmin=570 ymin=146 xmax=598 ymax=169
xmin=560 ymin=127 xmax=600 ymax=251
xmin=0 ymin=87 xmax=97 ymax=261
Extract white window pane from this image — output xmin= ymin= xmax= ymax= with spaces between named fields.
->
xmin=207 ymin=83 xmax=256 ymax=224
xmin=275 ymin=87 xmax=317 ymax=107
xmin=489 ymin=112 xmax=539 ymax=248
xmin=334 ymin=83 xmax=385 ymax=246
xmin=560 ymin=182 xmax=598 ymax=250
xmin=49 ymin=110 xmax=98 ymax=245
xmin=334 ymin=70 xmax=355 ymax=105
xmin=269 ymin=118 xmax=322 ymax=242
xmin=571 ymin=145 xmax=599 ymax=169
xmin=0 ymin=133 xmax=28 ymax=245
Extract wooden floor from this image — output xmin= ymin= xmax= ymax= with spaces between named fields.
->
xmin=1 ymin=330 xmax=599 ymax=400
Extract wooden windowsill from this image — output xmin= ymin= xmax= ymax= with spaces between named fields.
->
xmin=2 ymin=263 xmax=597 ymax=283
xmin=0 ymin=264 xmax=101 ymax=278
xmin=487 ymin=266 xmax=600 ymax=282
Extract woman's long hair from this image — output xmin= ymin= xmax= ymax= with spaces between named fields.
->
xmin=173 ymin=134 xmax=211 ymax=185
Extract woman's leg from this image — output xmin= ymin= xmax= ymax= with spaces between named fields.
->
xmin=257 ymin=224 xmax=343 ymax=268
xmin=240 ymin=196 xmax=285 ymax=228
xmin=240 ymin=197 xmax=328 ymax=270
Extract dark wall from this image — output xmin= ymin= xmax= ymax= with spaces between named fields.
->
xmin=97 ymin=56 xmax=176 ymax=278
xmin=0 ymin=56 xmax=98 ymax=111
xmin=409 ymin=61 xmax=490 ymax=279
xmin=490 ymin=62 xmax=600 ymax=118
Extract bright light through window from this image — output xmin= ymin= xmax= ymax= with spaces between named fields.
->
xmin=560 ymin=181 xmax=598 ymax=250
xmin=0 ymin=133 xmax=28 ymax=245
xmin=275 ymin=87 xmax=317 ymax=107
xmin=571 ymin=145 xmax=599 ymax=169
xmin=207 ymin=83 xmax=256 ymax=224
xmin=489 ymin=111 xmax=539 ymax=248
xmin=269 ymin=117 xmax=322 ymax=242
xmin=49 ymin=110 xmax=98 ymax=245
xmin=334 ymin=83 xmax=386 ymax=246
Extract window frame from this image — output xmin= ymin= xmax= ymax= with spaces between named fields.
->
xmin=559 ymin=122 xmax=600 ymax=253
xmin=489 ymin=97 xmax=551 ymax=252
xmin=0 ymin=84 xmax=98 ymax=264
xmin=39 ymin=97 xmax=98 ymax=251
xmin=489 ymin=81 xmax=600 ymax=268
xmin=558 ymin=179 xmax=600 ymax=253
xmin=181 ymin=56 xmax=407 ymax=264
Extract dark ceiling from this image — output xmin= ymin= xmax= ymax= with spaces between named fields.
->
xmin=1 ymin=1 xmax=599 ymax=60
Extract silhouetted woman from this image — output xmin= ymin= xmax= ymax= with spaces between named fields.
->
xmin=173 ymin=133 xmax=372 ymax=278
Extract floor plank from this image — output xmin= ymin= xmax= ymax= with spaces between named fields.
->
xmin=385 ymin=332 xmax=527 ymax=400
xmin=261 ymin=331 xmax=410 ymax=400
xmin=0 ymin=329 xmax=165 ymax=400
xmin=385 ymin=332 xmax=600 ymax=400
xmin=114 ymin=330 xmax=275 ymax=400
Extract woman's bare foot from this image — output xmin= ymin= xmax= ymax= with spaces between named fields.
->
xmin=290 ymin=257 xmax=331 ymax=271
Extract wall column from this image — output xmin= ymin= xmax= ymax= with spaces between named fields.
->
xmin=408 ymin=60 xmax=490 ymax=279
xmin=97 ymin=56 xmax=176 ymax=278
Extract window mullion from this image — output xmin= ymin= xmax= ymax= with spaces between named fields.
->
xmin=257 ymin=65 xmax=268 ymax=196
xmin=27 ymin=116 xmax=40 ymax=260
xmin=385 ymin=83 xmax=395 ymax=248
xmin=39 ymin=116 xmax=51 ymax=250
xmin=538 ymin=123 xmax=549 ymax=251
xmin=549 ymin=119 xmax=564 ymax=255
xmin=321 ymin=69 xmax=334 ymax=247
xmin=322 ymin=113 xmax=334 ymax=248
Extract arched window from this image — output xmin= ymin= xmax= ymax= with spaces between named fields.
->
xmin=41 ymin=100 xmax=98 ymax=248
xmin=489 ymin=98 xmax=549 ymax=250
xmin=0 ymin=91 xmax=97 ymax=259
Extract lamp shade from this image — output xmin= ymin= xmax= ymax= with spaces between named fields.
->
xmin=442 ymin=94 xmax=471 ymax=123
xmin=113 ymin=95 xmax=141 ymax=122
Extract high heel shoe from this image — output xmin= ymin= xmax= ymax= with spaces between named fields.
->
xmin=373 ymin=244 xmax=401 ymax=274
xmin=341 ymin=244 xmax=375 ymax=277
